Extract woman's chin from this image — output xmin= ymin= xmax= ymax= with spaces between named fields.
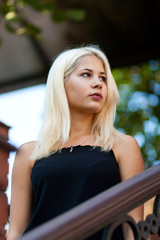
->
xmin=86 ymin=106 xmax=103 ymax=114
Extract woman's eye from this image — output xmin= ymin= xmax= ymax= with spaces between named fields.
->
xmin=82 ymin=73 xmax=90 ymax=77
xmin=100 ymin=76 xmax=106 ymax=81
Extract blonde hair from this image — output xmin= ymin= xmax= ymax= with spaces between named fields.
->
xmin=32 ymin=44 xmax=122 ymax=160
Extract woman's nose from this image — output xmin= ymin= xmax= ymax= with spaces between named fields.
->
xmin=91 ymin=76 xmax=102 ymax=88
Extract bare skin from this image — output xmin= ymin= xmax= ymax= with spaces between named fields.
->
xmin=7 ymin=55 xmax=144 ymax=240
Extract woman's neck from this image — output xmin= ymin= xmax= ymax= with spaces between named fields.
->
xmin=69 ymin=112 xmax=94 ymax=138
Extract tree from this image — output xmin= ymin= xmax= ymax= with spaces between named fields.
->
xmin=0 ymin=0 xmax=85 ymax=43
xmin=113 ymin=60 xmax=160 ymax=168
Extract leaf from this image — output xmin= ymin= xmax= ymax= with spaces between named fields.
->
xmin=16 ymin=27 xmax=27 ymax=35
xmin=24 ymin=22 xmax=41 ymax=35
xmin=20 ymin=0 xmax=55 ymax=12
xmin=51 ymin=9 xmax=67 ymax=23
xmin=5 ymin=11 xmax=23 ymax=23
xmin=66 ymin=9 xmax=86 ymax=21
xmin=5 ymin=23 xmax=17 ymax=33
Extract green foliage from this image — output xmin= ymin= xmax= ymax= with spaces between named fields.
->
xmin=66 ymin=9 xmax=86 ymax=21
xmin=113 ymin=60 xmax=160 ymax=168
xmin=0 ymin=0 xmax=86 ymax=42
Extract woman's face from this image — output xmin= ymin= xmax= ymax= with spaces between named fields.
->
xmin=65 ymin=54 xmax=108 ymax=114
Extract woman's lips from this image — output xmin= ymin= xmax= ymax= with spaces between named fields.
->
xmin=90 ymin=93 xmax=102 ymax=99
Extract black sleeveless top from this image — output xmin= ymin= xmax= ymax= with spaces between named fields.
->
xmin=24 ymin=146 xmax=124 ymax=239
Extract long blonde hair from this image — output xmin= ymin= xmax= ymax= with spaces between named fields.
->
xmin=32 ymin=44 xmax=122 ymax=160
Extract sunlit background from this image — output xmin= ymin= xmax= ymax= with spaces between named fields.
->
xmin=0 ymin=84 xmax=46 ymax=203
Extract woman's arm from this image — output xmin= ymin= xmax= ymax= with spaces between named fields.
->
xmin=113 ymin=135 xmax=144 ymax=240
xmin=7 ymin=142 xmax=36 ymax=240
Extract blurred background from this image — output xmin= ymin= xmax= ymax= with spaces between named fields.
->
xmin=0 ymin=0 xmax=160 ymax=204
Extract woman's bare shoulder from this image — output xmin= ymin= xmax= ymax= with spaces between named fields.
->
xmin=17 ymin=141 xmax=37 ymax=153
xmin=114 ymin=134 xmax=139 ymax=149
xmin=113 ymin=134 xmax=140 ymax=162
xmin=114 ymin=134 xmax=144 ymax=181
xmin=15 ymin=141 xmax=37 ymax=168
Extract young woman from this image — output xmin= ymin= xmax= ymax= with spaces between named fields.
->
xmin=7 ymin=45 xmax=144 ymax=240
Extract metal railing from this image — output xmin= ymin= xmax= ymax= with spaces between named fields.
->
xmin=20 ymin=163 xmax=160 ymax=240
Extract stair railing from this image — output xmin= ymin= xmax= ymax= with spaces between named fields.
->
xmin=20 ymin=163 xmax=160 ymax=240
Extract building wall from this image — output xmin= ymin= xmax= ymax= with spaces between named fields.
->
xmin=0 ymin=122 xmax=16 ymax=240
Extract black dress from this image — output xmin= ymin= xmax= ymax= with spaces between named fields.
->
xmin=24 ymin=146 xmax=124 ymax=239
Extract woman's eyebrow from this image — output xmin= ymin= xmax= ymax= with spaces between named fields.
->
xmin=80 ymin=68 xmax=106 ymax=75
xmin=80 ymin=68 xmax=93 ymax=72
